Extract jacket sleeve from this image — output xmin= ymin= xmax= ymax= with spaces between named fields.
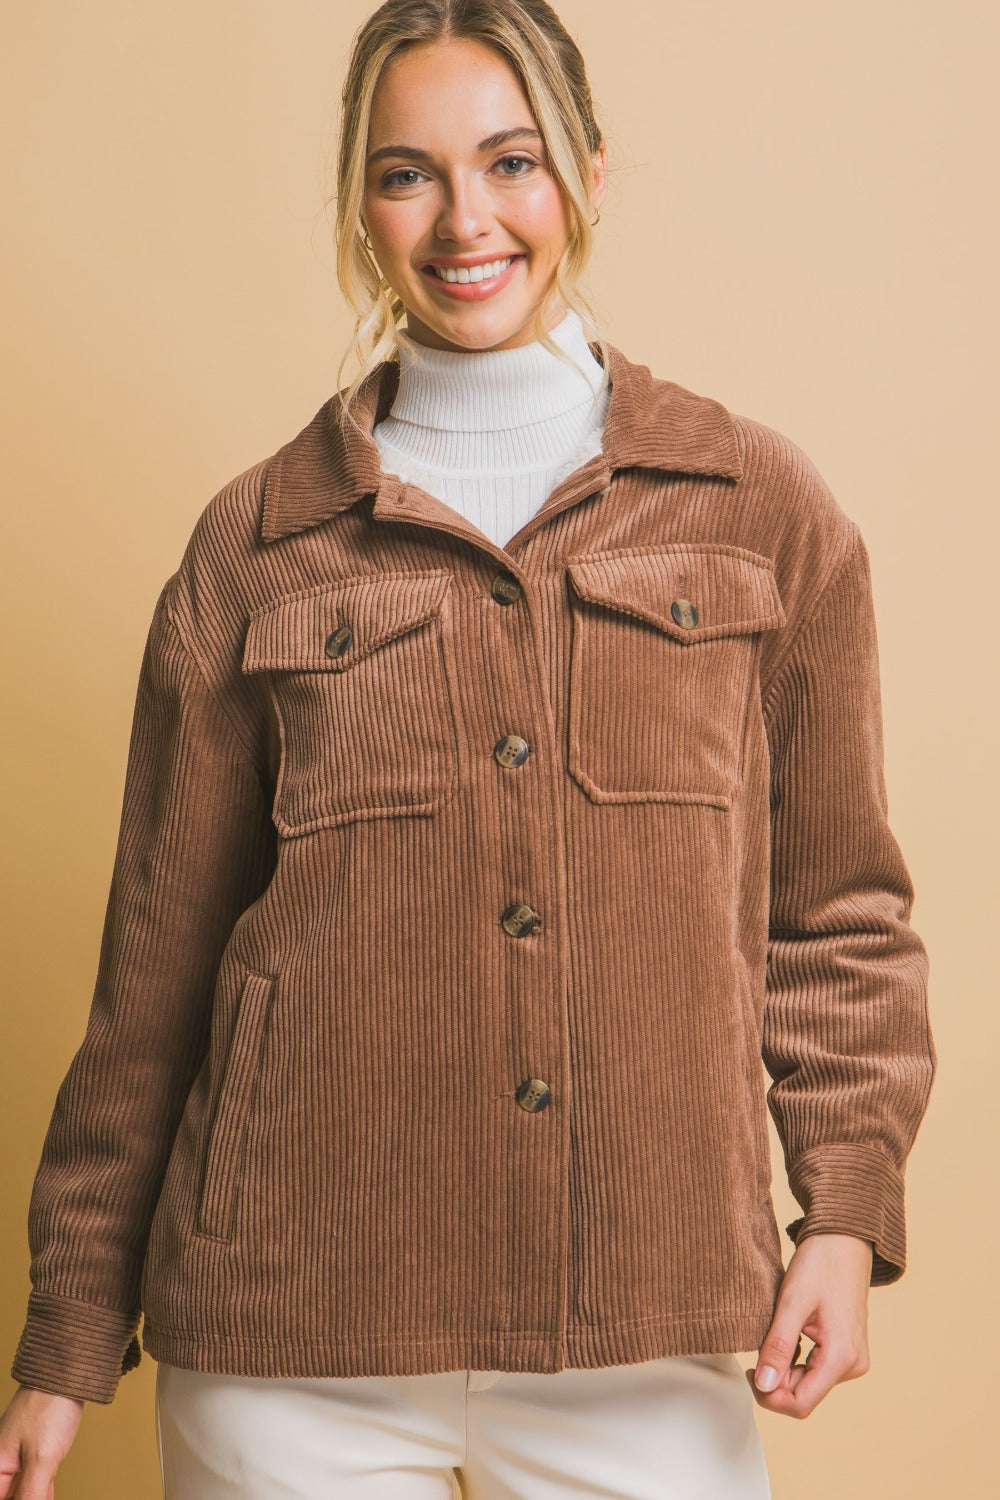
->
xmin=762 ymin=524 xmax=936 ymax=1285
xmin=9 ymin=579 xmax=277 ymax=1403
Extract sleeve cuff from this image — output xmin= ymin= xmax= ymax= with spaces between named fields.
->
xmin=9 ymin=1290 xmax=143 ymax=1405
xmin=784 ymin=1142 xmax=907 ymax=1285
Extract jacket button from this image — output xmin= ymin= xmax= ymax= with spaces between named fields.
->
xmin=516 ymin=1078 xmax=551 ymax=1112
xmin=491 ymin=572 xmax=522 ymax=605
xmin=670 ymin=598 xmax=698 ymax=629
xmin=325 ymin=624 xmax=353 ymax=657
xmin=494 ymin=734 xmax=530 ymax=768
xmin=501 ymin=903 xmax=540 ymax=936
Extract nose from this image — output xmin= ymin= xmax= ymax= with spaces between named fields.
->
xmin=433 ymin=172 xmax=494 ymax=244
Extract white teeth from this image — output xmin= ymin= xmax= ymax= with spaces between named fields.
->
xmin=431 ymin=256 xmax=514 ymax=284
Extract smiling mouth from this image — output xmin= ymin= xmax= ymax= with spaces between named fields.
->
xmin=422 ymin=255 xmax=524 ymax=284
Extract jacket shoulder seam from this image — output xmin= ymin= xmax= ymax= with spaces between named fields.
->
xmin=761 ymin=521 xmax=862 ymax=719
xmin=161 ymin=587 xmax=263 ymax=771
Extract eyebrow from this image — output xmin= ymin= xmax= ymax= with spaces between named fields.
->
xmin=366 ymin=126 xmax=542 ymax=167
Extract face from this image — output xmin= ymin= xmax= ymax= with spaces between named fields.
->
xmin=361 ymin=37 xmax=606 ymax=353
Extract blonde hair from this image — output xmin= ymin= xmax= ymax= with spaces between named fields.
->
xmin=327 ymin=0 xmax=612 ymax=434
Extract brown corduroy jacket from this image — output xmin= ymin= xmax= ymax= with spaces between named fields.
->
xmin=11 ymin=340 xmax=936 ymax=1405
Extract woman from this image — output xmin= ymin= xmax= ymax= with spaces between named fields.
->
xmin=2 ymin=1 xmax=936 ymax=1496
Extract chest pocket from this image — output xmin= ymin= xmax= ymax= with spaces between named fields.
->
xmin=564 ymin=544 xmax=785 ymax=807
xmin=242 ymin=570 xmax=460 ymax=836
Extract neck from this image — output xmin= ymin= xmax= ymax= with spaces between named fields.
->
xmin=387 ymin=307 xmax=608 ymax=436
xmin=369 ymin=305 xmax=612 ymax=549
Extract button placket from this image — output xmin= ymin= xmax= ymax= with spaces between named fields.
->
xmin=490 ymin=568 xmax=551 ymax=1125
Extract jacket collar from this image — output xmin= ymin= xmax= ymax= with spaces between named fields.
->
xmin=259 ymin=339 xmax=743 ymax=544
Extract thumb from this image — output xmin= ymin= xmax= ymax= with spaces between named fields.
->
xmin=754 ymin=1312 xmax=804 ymax=1392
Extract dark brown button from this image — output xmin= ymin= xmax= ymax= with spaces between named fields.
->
xmin=494 ymin=734 xmax=530 ymax=768
xmin=670 ymin=598 xmax=698 ymax=629
xmin=516 ymin=1078 xmax=551 ymax=1112
xmin=491 ymin=572 xmax=521 ymax=605
xmin=325 ymin=624 xmax=353 ymax=657
xmin=501 ymin=903 xmax=540 ymax=937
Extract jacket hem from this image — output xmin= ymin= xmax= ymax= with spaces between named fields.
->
xmin=142 ymin=1305 xmax=777 ymax=1376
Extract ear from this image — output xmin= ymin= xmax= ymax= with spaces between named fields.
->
xmin=590 ymin=140 xmax=608 ymax=218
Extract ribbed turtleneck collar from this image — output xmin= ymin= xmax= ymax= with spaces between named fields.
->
xmin=389 ymin=306 xmax=608 ymax=433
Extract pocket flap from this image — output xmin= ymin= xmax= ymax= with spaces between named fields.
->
xmin=565 ymin=544 xmax=785 ymax=642
xmin=243 ymin=570 xmax=452 ymax=673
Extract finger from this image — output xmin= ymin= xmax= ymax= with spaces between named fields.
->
xmin=0 ymin=1445 xmax=24 ymax=1500
xmin=752 ymin=1321 xmax=803 ymax=1394
xmin=10 ymin=1455 xmax=57 ymax=1500
xmin=746 ymin=1358 xmax=806 ymax=1405
xmin=753 ymin=1340 xmax=838 ymax=1419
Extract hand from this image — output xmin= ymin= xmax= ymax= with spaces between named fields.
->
xmin=745 ymin=1231 xmax=873 ymax=1419
xmin=0 ymin=1383 xmax=85 ymax=1499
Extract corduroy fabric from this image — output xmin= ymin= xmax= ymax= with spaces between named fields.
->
xmin=10 ymin=340 xmax=936 ymax=1405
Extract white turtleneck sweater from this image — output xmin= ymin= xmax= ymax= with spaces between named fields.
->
xmin=372 ymin=306 xmax=611 ymax=550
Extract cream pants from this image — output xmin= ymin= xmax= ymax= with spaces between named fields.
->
xmin=155 ymin=1354 xmax=771 ymax=1499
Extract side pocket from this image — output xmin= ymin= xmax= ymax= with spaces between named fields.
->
xmin=195 ymin=971 xmax=276 ymax=1242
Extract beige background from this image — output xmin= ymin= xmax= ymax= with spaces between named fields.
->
xmin=1 ymin=2 xmax=992 ymax=1494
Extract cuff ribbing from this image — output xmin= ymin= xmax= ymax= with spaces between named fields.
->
xmin=10 ymin=1289 xmax=142 ymax=1405
xmin=784 ymin=1142 xmax=907 ymax=1285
